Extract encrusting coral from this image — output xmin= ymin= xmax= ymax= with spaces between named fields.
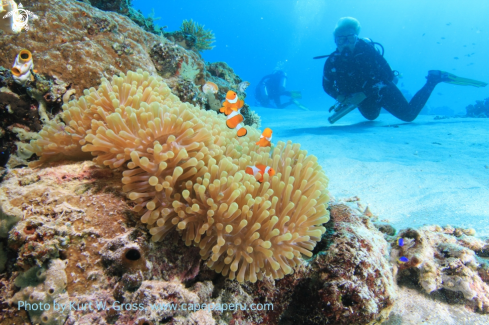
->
xmin=26 ymin=69 xmax=330 ymax=283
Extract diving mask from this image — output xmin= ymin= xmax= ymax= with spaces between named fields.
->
xmin=335 ymin=34 xmax=357 ymax=45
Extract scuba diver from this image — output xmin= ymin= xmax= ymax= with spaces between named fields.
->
xmin=255 ymin=70 xmax=308 ymax=110
xmin=320 ymin=17 xmax=487 ymax=124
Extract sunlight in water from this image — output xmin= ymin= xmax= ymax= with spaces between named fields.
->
xmin=287 ymin=0 xmax=328 ymax=58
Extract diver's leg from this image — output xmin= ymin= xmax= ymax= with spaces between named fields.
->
xmin=272 ymin=96 xmax=287 ymax=109
xmin=260 ymin=97 xmax=272 ymax=108
xmin=275 ymin=93 xmax=295 ymax=108
xmin=357 ymin=96 xmax=382 ymax=120
xmin=277 ymin=100 xmax=294 ymax=109
xmin=380 ymin=80 xmax=437 ymax=122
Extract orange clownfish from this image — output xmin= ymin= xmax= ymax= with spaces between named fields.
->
xmin=256 ymin=128 xmax=272 ymax=147
xmin=245 ymin=164 xmax=275 ymax=183
xmin=226 ymin=110 xmax=247 ymax=137
xmin=220 ymin=90 xmax=244 ymax=116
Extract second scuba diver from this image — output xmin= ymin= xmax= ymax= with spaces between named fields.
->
xmin=322 ymin=17 xmax=487 ymax=124
xmin=255 ymin=70 xmax=308 ymax=110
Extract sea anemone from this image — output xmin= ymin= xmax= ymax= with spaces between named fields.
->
xmin=28 ymin=69 xmax=330 ymax=282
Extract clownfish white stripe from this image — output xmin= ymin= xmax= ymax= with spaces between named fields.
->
xmin=248 ymin=166 xmax=260 ymax=174
xmin=227 ymin=110 xmax=240 ymax=119
xmin=260 ymin=135 xmax=272 ymax=141
xmin=227 ymin=96 xmax=238 ymax=104
xmin=235 ymin=123 xmax=243 ymax=131
xmin=264 ymin=166 xmax=271 ymax=174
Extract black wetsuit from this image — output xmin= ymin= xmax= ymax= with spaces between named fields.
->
xmin=322 ymin=38 xmax=439 ymax=122
xmin=255 ymin=71 xmax=293 ymax=109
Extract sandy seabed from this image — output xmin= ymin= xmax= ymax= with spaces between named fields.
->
xmin=252 ymin=106 xmax=489 ymax=324
xmin=252 ymin=107 xmax=489 ymax=237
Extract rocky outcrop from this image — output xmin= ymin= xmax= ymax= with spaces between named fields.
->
xmin=0 ymin=161 xmax=398 ymax=324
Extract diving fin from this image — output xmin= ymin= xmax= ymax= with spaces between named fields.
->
xmin=290 ymin=91 xmax=302 ymax=99
xmin=292 ymin=99 xmax=309 ymax=111
xmin=429 ymin=70 xmax=488 ymax=88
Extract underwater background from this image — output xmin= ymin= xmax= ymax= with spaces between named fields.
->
xmin=134 ymin=0 xmax=489 ymax=114
xmin=0 ymin=0 xmax=488 ymax=324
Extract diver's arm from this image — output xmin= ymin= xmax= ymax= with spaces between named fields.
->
xmin=322 ymin=61 xmax=339 ymax=99
xmin=322 ymin=76 xmax=340 ymax=99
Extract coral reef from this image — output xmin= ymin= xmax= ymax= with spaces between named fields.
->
xmin=25 ymin=70 xmax=330 ymax=284
xmin=0 ymin=1 xmax=260 ymax=168
xmin=278 ymin=202 xmax=396 ymax=324
xmin=163 ymin=30 xmax=198 ymax=52
xmin=10 ymin=259 xmax=69 ymax=325
xmin=0 ymin=157 xmax=486 ymax=324
xmin=391 ymin=225 xmax=489 ymax=313
xmin=149 ymin=42 xmax=208 ymax=107
xmin=171 ymin=78 xmax=205 ymax=107
xmin=204 ymin=91 xmax=221 ymax=112
xmin=206 ymin=62 xmax=243 ymax=89
xmin=202 ymin=62 xmax=259 ymax=126
xmin=0 ymin=0 xmax=171 ymax=167
xmin=0 ymin=65 xmax=76 ymax=167
xmin=150 ymin=42 xmax=190 ymax=79
xmin=241 ymin=106 xmax=261 ymax=128
xmin=0 ymin=163 xmax=397 ymax=324
xmin=0 ymin=0 xmax=162 ymax=95
xmin=193 ymin=199 xmax=396 ymax=325
xmin=466 ymin=97 xmax=489 ymax=118
xmin=77 ymin=0 xmax=164 ymax=34
xmin=180 ymin=57 xmax=200 ymax=82
xmin=179 ymin=19 xmax=215 ymax=52
xmin=80 ymin=0 xmax=132 ymax=15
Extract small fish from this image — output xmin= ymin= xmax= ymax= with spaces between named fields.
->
xmin=238 ymin=81 xmax=250 ymax=93
xmin=441 ymin=37 xmax=446 ymax=39
xmin=256 ymin=128 xmax=272 ymax=147
xmin=454 ymin=57 xmax=459 ymax=60
xmin=446 ymin=22 xmax=451 ymax=26
xmin=220 ymin=90 xmax=244 ymax=116
xmin=397 ymin=238 xmax=404 ymax=247
xmin=398 ymin=256 xmax=409 ymax=264
xmin=436 ymin=42 xmax=441 ymax=44
xmin=202 ymin=81 xmax=218 ymax=94
xmin=221 ymin=91 xmax=246 ymax=137
xmin=245 ymin=164 xmax=275 ymax=183
xmin=226 ymin=111 xmax=247 ymax=137
xmin=422 ymin=33 xmax=425 ymax=36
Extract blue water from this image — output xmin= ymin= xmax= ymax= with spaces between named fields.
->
xmin=133 ymin=0 xmax=489 ymax=114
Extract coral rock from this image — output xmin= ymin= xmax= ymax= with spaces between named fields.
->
xmin=392 ymin=225 xmax=489 ymax=313
xmin=0 ymin=0 xmax=161 ymax=95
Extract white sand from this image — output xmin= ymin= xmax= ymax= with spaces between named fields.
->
xmin=385 ymin=286 xmax=489 ymax=325
xmin=251 ymin=106 xmax=489 ymax=238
